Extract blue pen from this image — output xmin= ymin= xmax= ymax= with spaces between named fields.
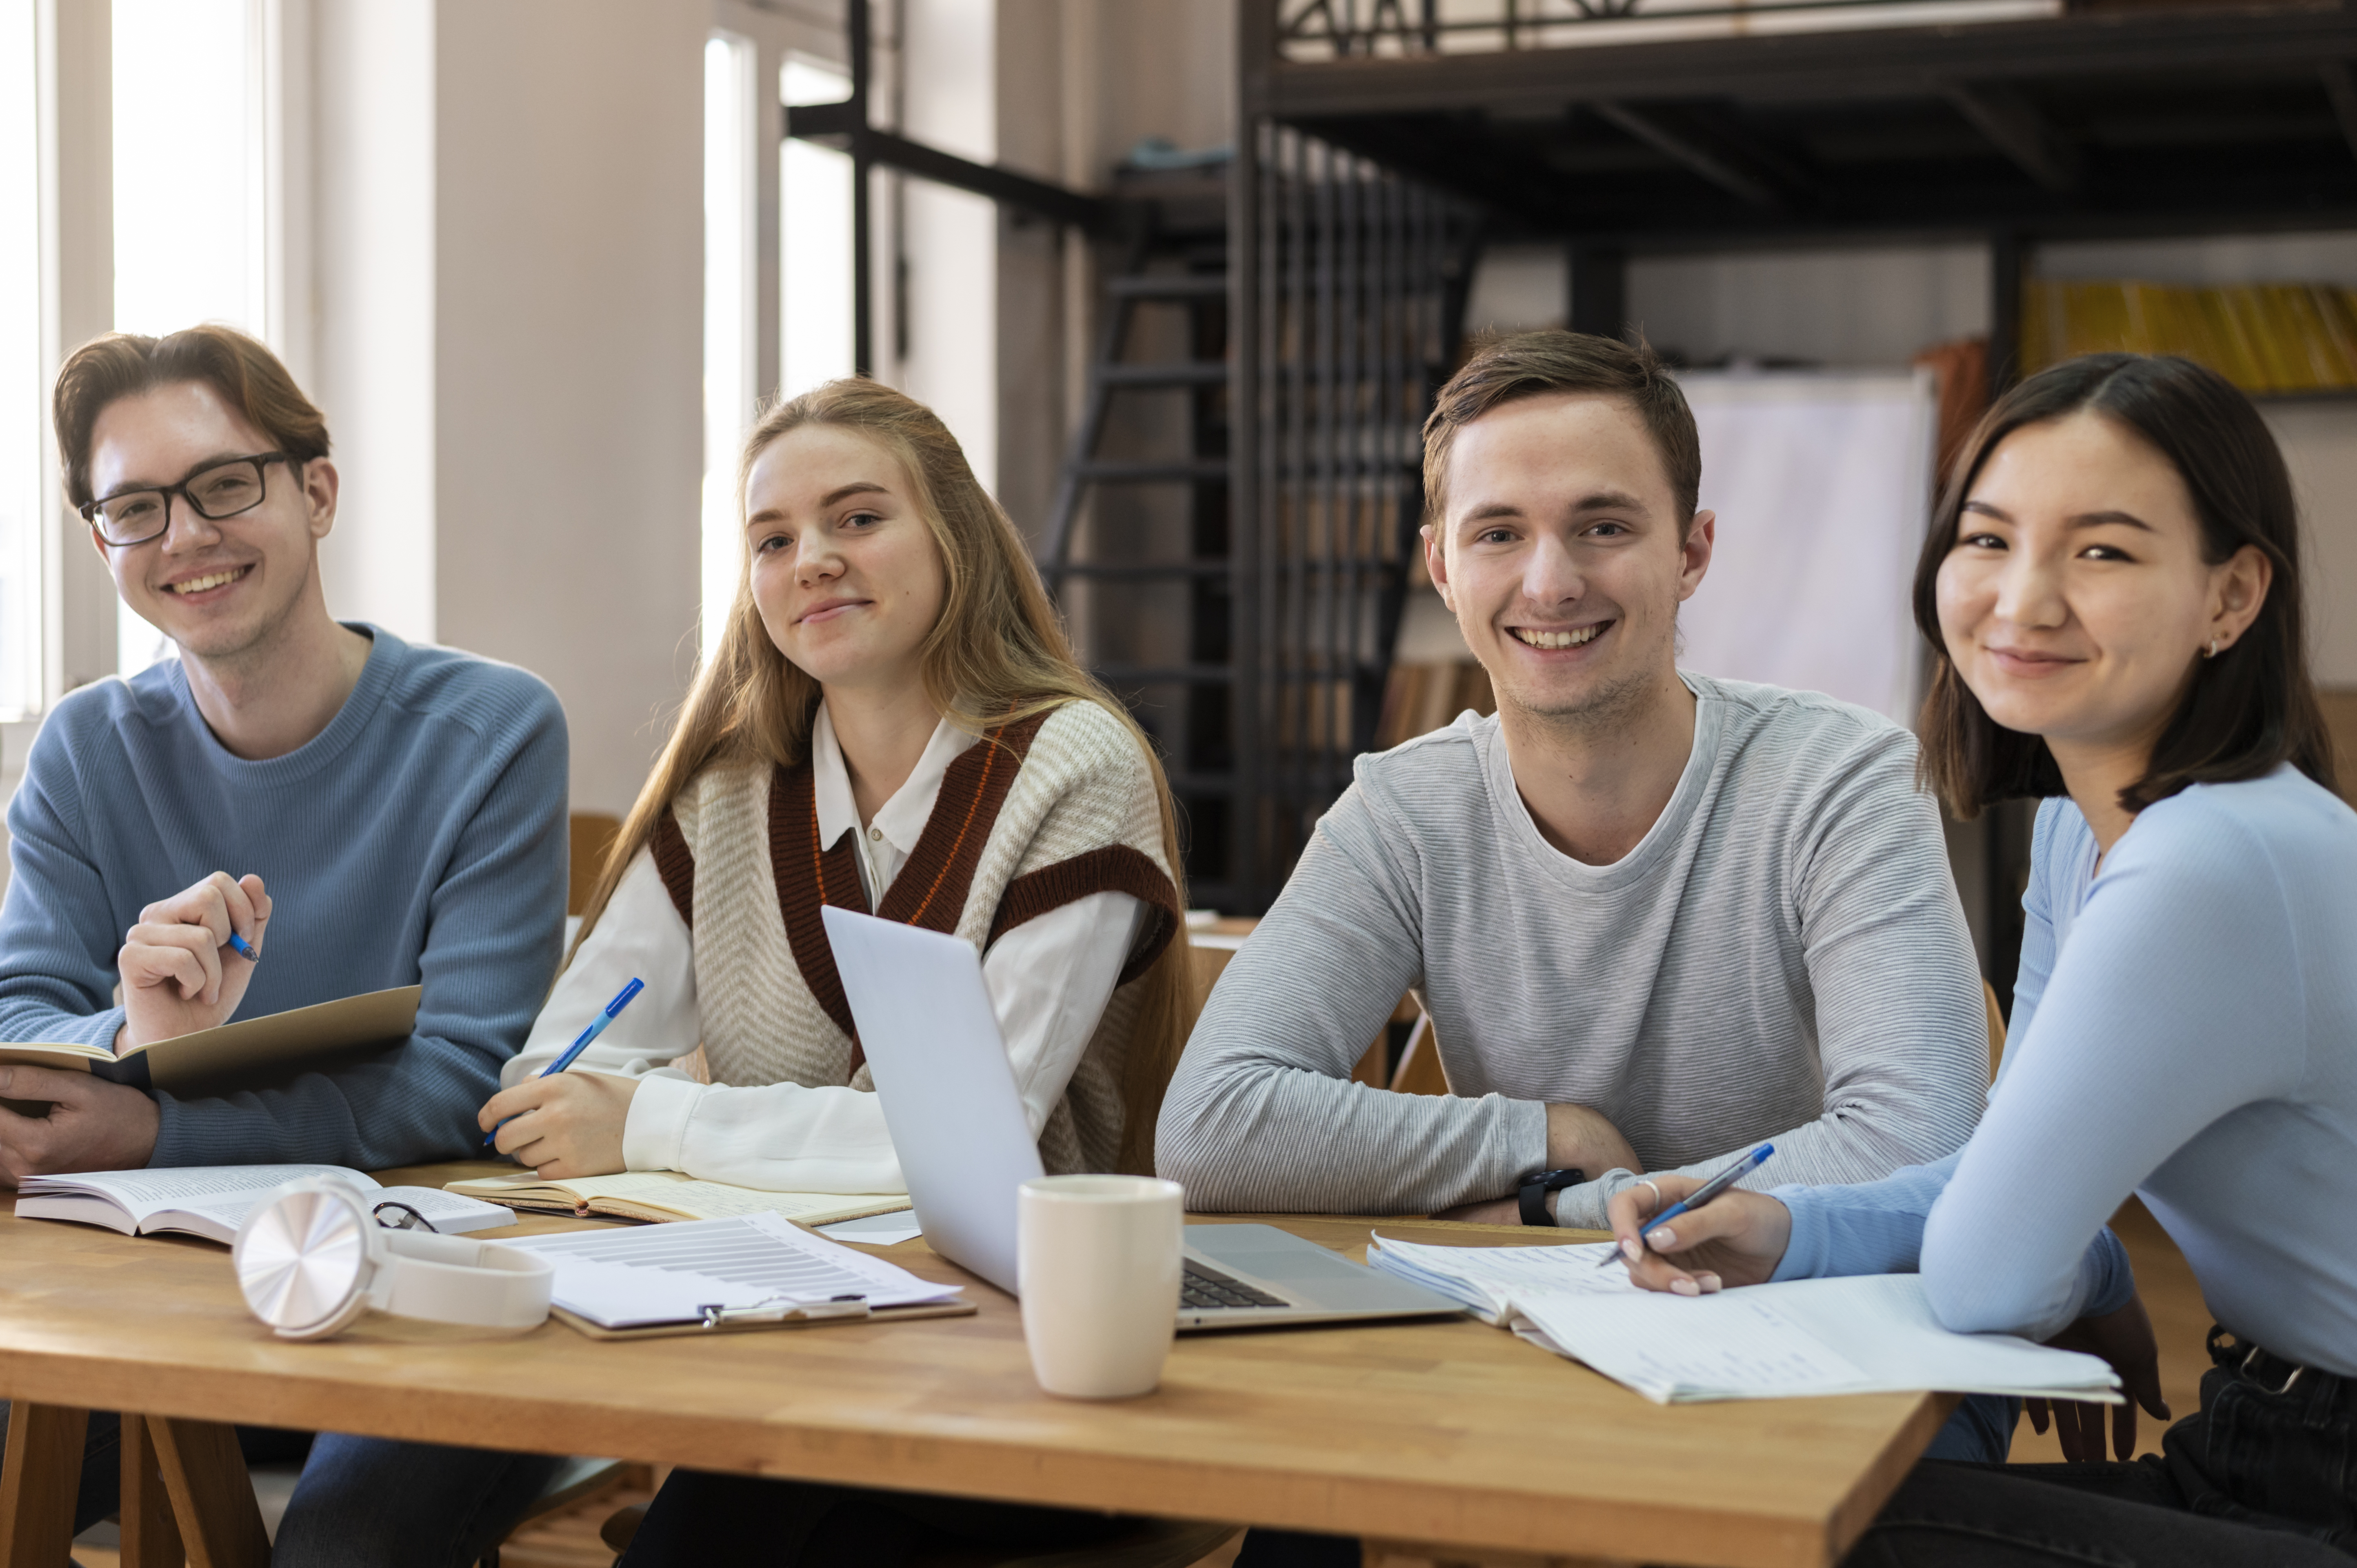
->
xmin=1598 ymin=1142 xmax=1775 ymax=1268
xmin=226 ymin=931 xmax=260 ymax=962
xmin=483 ymin=977 xmax=645 ymax=1147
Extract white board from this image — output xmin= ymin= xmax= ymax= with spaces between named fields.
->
xmin=1675 ymin=370 xmax=1939 ymax=724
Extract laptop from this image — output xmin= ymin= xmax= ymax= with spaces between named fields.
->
xmin=822 ymin=906 xmax=1464 ymax=1332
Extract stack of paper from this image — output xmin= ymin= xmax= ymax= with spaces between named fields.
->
xmin=1368 ymin=1236 xmax=1636 ymax=1323
xmin=500 ymin=1212 xmax=962 ymax=1331
xmin=1369 ymin=1235 xmax=2120 ymax=1406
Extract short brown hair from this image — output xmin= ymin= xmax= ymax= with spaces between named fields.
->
xmin=1916 ymin=353 xmax=2335 ymax=817
xmin=1422 ymin=330 xmax=1702 ymax=527
xmin=53 ymin=325 xmax=331 ymax=509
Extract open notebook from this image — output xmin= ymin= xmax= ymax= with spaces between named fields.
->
xmin=0 ymin=987 xmax=418 ymax=1092
xmin=446 ymin=1169 xmax=908 ymax=1228
xmin=17 ymin=1164 xmax=511 ymax=1245
xmin=1369 ymin=1235 xmax=2121 ymax=1406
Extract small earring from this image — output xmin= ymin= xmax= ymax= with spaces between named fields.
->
xmin=2206 ymin=638 xmax=2221 ymax=659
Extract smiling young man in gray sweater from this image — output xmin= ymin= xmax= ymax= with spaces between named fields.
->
xmin=1158 ymin=331 xmax=1990 ymax=1242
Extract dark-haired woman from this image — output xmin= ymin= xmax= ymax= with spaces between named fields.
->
xmin=1600 ymin=353 xmax=2357 ymax=1566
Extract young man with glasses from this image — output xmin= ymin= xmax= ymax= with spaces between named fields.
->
xmin=0 ymin=324 xmax=572 ymax=1566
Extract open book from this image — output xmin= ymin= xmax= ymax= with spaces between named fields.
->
xmin=0 ymin=987 xmax=420 ymax=1092
xmin=16 ymin=1164 xmax=512 ymax=1246
xmin=445 ymin=1169 xmax=909 ymax=1228
xmin=1369 ymin=1235 xmax=2122 ymax=1406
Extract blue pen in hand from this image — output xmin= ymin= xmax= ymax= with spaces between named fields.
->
xmin=226 ymin=931 xmax=260 ymax=962
xmin=482 ymin=977 xmax=645 ymax=1148
xmin=1598 ymin=1142 xmax=1775 ymax=1268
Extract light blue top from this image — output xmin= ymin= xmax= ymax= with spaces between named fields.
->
xmin=0 ymin=626 xmax=569 ymax=1170
xmin=1771 ymin=765 xmax=2357 ymax=1375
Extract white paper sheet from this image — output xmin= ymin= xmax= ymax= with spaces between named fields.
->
xmin=1510 ymin=1273 xmax=2122 ymax=1405
xmin=504 ymin=1211 xmax=961 ymax=1328
xmin=1368 ymin=1235 xmax=1640 ymax=1322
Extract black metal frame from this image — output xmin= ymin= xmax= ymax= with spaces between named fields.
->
xmin=784 ymin=0 xmax=1109 ymax=375
xmin=1236 ymin=0 xmax=2357 ymax=959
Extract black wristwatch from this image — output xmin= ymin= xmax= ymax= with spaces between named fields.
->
xmin=1517 ymin=1168 xmax=1585 ymax=1227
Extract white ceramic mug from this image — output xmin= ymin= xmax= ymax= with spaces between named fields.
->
xmin=1016 ymin=1174 xmax=1184 ymax=1399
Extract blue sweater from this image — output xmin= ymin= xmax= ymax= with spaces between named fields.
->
xmin=0 ymin=626 xmax=569 ymax=1169
xmin=1771 ymin=767 xmax=2357 ymax=1375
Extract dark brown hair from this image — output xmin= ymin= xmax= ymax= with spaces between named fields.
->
xmin=1916 ymin=352 xmax=2335 ymax=818
xmin=53 ymin=325 xmax=331 ymax=508
xmin=1422 ymin=329 xmax=1702 ymax=527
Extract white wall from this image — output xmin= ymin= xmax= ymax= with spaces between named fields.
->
xmin=312 ymin=0 xmax=435 ymax=646
xmin=1464 ymin=239 xmax=1993 ymax=366
xmin=312 ymin=0 xmax=705 ymax=819
xmin=897 ymin=0 xmax=997 ymax=493
xmin=1629 ymin=243 xmax=1990 ymax=366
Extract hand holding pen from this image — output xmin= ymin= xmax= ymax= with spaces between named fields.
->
xmin=482 ymin=977 xmax=644 ymax=1148
xmin=1600 ymin=1143 xmax=1793 ymax=1296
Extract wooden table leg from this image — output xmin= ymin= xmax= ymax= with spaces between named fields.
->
xmin=146 ymin=1416 xmax=267 ymax=1568
xmin=0 ymin=1403 xmax=87 ymax=1568
xmin=119 ymin=1413 xmax=184 ymax=1568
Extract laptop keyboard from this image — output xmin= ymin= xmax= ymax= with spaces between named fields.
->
xmin=1181 ymin=1259 xmax=1290 ymax=1311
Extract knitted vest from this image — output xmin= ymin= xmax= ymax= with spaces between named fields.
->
xmin=648 ymin=700 xmax=1180 ymax=1174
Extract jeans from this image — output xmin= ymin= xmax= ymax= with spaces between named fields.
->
xmin=1842 ymin=1326 xmax=2357 ymax=1566
xmin=615 ymin=1470 xmax=1132 ymax=1567
xmin=0 ymin=1406 xmax=566 ymax=1568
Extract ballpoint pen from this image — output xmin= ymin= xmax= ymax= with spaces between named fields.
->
xmin=483 ymin=977 xmax=644 ymax=1147
xmin=1597 ymin=1142 xmax=1775 ymax=1268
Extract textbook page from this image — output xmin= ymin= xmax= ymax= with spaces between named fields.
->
xmin=1368 ymin=1235 xmax=1639 ymax=1323
xmin=19 ymin=1165 xmax=371 ymax=1222
xmin=128 ymin=1184 xmax=510 ymax=1246
xmin=1509 ymin=1273 xmax=2122 ymax=1405
xmin=502 ymin=1212 xmax=961 ymax=1329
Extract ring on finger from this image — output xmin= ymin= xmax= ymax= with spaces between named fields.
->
xmin=1637 ymin=1179 xmax=1663 ymax=1215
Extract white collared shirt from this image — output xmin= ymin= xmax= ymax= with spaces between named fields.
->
xmin=508 ymin=704 xmax=1146 ymax=1193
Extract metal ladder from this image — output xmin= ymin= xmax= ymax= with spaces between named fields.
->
xmin=1037 ymin=244 xmax=1240 ymax=910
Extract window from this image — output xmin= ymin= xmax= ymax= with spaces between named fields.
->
xmin=702 ymin=33 xmax=756 ymax=667
xmin=111 ymin=0 xmax=264 ymax=674
xmin=782 ymin=57 xmax=854 ymax=400
xmin=0 ymin=0 xmax=39 ymax=719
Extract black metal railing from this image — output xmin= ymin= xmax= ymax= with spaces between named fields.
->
xmin=1278 ymin=0 xmax=2057 ymax=59
xmin=1232 ymin=124 xmax=1476 ymax=906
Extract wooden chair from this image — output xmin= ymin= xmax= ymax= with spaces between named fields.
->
xmin=479 ymin=1455 xmax=628 ymax=1567
xmin=596 ymin=1503 xmax=1239 ymax=1568
xmin=569 ymin=812 xmax=622 ymax=917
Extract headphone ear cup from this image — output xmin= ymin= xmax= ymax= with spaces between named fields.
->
xmin=233 ymin=1177 xmax=386 ymax=1341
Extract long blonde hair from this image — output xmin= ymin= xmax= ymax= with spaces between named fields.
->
xmin=577 ymin=378 xmax=1193 ymax=1174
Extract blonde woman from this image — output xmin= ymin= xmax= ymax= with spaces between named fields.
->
xmin=477 ymin=379 xmax=1189 ymax=1195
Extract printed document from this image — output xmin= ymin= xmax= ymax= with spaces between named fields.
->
xmin=502 ymin=1212 xmax=962 ymax=1330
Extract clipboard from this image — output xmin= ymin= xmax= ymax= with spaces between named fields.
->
xmin=550 ymin=1298 xmax=977 ymax=1340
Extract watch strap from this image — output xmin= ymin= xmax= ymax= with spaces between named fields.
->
xmin=1516 ymin=1168 xmax=1585 ymax=1228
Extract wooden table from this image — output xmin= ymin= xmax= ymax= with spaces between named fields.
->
xmin=0 ymin=1161 xmax=1951 ymax=1568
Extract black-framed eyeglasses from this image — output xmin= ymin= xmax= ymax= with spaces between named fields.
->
xmin=80 ymin=452 xmax=294 ymax=547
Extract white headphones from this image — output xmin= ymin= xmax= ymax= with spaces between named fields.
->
xmin=233 ymin=1177 xmax=553 ymax=1341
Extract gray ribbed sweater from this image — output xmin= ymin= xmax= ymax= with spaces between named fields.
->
xmin=1157 ymin=673 xmax=1988 ymax=1230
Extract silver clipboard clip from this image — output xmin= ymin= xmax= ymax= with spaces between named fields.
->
xmin=697 ymin=1293 xmax=872 ymax=1329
